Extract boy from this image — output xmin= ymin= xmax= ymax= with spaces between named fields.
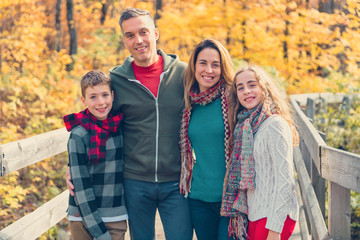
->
xmin=63 ymin=70 xmax=128 ymax=240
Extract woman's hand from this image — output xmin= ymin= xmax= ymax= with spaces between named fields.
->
xmin=66 ymin=166 xmax=75 ymax=196
xmin=266 ymin=230 xmax=280 ymax=240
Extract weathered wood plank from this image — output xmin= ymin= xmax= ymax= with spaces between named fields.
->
xmin=321 ymin=145 xmax=360 ymax=192
xmin=313 ymin=132 xmax=326 ymax=218
xmin=299 ymin=139 xmax=311 ymax=178
xmin=311 ymin=160 xmax=326 ymax=218
xmin=293 ymin=147 xmax=331 ymax=240
xmin=295 ymin=179 xmax=311 ymax=240
xmin=290 ymin=97 xmax=326 ymax=174
xmin=306 ymin=98 xmax=315 ymax=121
xmin=0 ymin=190 xmax=69 ymax=240
xmin=290 ymin=93 xmax=346 ymax=106
xmin=0 ymin=128 xmax=69 ymax=176
xmin=328 ymin=182 xmax=351 ymax=240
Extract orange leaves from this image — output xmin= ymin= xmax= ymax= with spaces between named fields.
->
xmin=157 ymin=0 xmax=360 ymax=94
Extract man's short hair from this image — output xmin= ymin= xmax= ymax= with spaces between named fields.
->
xmin=81 ymin=70 xmax=111 ymax=97
xmin=119 ymin=8 xmax=154 ymax=31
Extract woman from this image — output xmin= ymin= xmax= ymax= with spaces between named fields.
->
xmin=179 ymin=39 xmax=236 ymax=240
xmin=222 ymin=63 xmax=299 ymax=240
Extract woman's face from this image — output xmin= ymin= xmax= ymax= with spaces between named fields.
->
xmin=235 ymin=70 xmax=263 ymax=110
xmin=195 ymin=48 xmax=221 ymax=92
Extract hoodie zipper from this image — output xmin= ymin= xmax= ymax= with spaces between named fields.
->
xmin=128 ymin=70 xmax=167 ymax=182
xmin=154 ymin=98 xmax=159 ymax=182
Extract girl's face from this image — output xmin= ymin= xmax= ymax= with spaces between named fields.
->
xmin=195 ymin=48 xmax=221 ymax=92
xmin=235 ymin=70 xmax=263 ymax=111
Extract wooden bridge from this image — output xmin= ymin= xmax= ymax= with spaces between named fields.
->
xmin=0 ymin=93 xmax=359 ymax=240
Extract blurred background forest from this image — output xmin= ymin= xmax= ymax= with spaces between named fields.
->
xmin=0 ymin=0 xmax=360 ymax=239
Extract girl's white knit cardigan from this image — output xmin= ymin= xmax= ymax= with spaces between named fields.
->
xmin=247 ymin=115 xmax=299 ymax=233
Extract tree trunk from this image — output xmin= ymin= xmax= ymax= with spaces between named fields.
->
xmin=0 ymin=43 xmax=2 ymax=73
xmin=66 ymin=0 xmax=77 ymax=56
xmin=283 ymin=1 xmax=292 ymax=78
xmin=100 ymin=0 xmax=113 ymax=25
xmin=283 ymin=20 xmax=289 ymax=62
xmin=319 ymin=0 xmax=334 ymax=13
xmin=154 ymin=0 xmax=162 ymax=23
xmin=223 ymin=0 xmax=231 ymax=46
xmin=66 ymin=0 xmax=77 ymax=70
xmin=55 ymin=0 xmax=62 ymax=51
xmin=0 ymin=24 xmax=2 ymax=73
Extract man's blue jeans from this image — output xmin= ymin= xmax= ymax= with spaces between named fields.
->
xmin=124 ymin=179 xmax=193 ymax=240
xmin=189 ymin=198 xmax=234 ymax=240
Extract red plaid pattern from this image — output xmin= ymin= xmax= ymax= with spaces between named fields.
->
xmin=63 ymin=109 xmax=123 ymax=164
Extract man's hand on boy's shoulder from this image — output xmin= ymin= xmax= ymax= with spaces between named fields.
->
xmin=66 ymin=166 xmax=75 ymax=196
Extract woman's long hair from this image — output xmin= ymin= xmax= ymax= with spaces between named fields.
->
xmin=228 ymin=63 xmax=299 ymax=146
xmin=184 ymin=39 xmax=234 ymax=109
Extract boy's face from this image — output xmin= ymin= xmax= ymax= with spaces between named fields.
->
xmin=81 ymin=84 xmax=114 ymax=120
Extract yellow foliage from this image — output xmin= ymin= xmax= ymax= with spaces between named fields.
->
xmin=0 ymin=173 xmax=29 ymax=209
xmin=157 ymin=0 xmax=360 ymax=95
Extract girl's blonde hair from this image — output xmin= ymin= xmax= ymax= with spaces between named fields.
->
xmin=228 ymin=63 xmax=299 ymax=146
xmin=184 ymin=39 xmax=234 ymax=109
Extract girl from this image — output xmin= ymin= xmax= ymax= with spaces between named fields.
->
xmin=222 ymin=64 xmax=299 ymax=240
xmin=179 ymin=39 xmax=235 ymax=240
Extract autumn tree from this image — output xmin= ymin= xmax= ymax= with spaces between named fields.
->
xmin=55 ymin=0 xmax=62 ymax=51
xmin=154 ymin=0 xmax=162 ymax=22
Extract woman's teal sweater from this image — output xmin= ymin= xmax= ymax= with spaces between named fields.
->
xmin=188 ymin=98 xmax=226 ymax=202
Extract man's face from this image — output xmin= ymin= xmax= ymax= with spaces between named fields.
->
xmin=121 ymin=15 xmax=159 ymax=67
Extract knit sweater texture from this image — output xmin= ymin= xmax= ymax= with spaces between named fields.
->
xmin=248 ymin=115 xmax=299 ymax=233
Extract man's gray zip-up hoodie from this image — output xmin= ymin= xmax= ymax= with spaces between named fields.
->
xmin=110 ymin=49 xmax=186 ymax=183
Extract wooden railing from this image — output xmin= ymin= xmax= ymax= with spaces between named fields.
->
xmin=0 ymin=128 xmax=70 ymax=240
xmin=0 ymin=93 xmax=359 ymax=240
xmin=290 ymin=93 xmax=360 ymax=240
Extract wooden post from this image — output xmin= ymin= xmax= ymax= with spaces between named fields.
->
xmin=300 ymin=139 xmax=311 ymax=179
xmin=311 ymin=160 xmax=326 ymax=218
xmin=312 ymin=131 xmax=326 ymax=218
xmin=328 ymin=181 xmax=351 ymax=239
xmin=306 ymin=98 xmax=315 ymax=122
xmin=341 ymin=96 xmax=350 ymax=115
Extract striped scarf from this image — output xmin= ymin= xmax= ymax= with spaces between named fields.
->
xmin=179 ymin=80 xmax=231 ymax=197
xmin=220 ymin=101 xmax=278 ymax=239
xmin=63 ymin=109 xmax=123 ymax=164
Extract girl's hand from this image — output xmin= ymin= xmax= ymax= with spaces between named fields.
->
xmin=266 ymin=230 xmax=280 ymax=240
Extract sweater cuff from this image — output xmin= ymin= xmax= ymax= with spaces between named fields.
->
xmin=265 ymin=217 xmax=283 ymax=233
xmin=95 ymin=231 xmax=111 ymax=240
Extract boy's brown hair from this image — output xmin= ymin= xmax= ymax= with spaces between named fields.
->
xmin=81 ymin=70 xmax=111 ymax=97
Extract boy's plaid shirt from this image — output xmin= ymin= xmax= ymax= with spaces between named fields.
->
xmin=67 ymin=125 xmax=127 ymax=240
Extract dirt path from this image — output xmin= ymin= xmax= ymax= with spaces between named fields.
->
xmin=125 ymin=211 xmax=166 ymax=240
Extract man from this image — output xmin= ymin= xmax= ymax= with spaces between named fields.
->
xmin=66 ymin=8 xmax=192 ymax=240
